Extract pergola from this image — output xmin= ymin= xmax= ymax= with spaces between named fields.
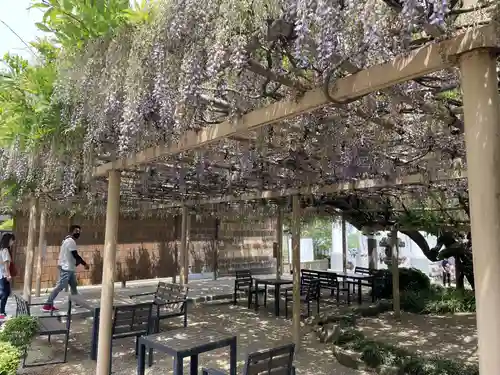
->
xmin=77 ymin=18 xmax=500 ymax=375
xmin=17 ymin=6 xmax=499 ymax=375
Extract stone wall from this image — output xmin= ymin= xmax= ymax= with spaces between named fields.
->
xmin=13 ymin=213 xmax=277 ymax=290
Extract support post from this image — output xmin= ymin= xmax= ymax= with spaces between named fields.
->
xmin=367 ymin=231 xmax=377 ymax=270
xmin=34 ymin=206 xmax=47 ymax=297
xmin=213 ymin=218 xmax=220 ymax=280
xmin=22 ymin=197 xmax=38 ymax=303
xmin=95 ymin=170 xmax=121 ymax=375
xmin=291 ymin=195 xmax=301 ymax=349
xmin=276 ymin=206 xmax=283 ymax=280
xmin=390 ymin=229 xmax=400 ymax=319
xmin=460 ymin=48 xmax=500 ymax=374
xmin=341 ymin=214 xmax=347 ymax=272
xmin=179 ymin=206 xmax=188 ymax=285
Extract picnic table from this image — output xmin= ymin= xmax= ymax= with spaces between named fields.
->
xmin=253 ymin=278 xmax=293 ymax=316
xmin=71 ymin=291 xmax=152 ymax=360
xmin=335 ymin=272 xmax=376 ymax=304
xmin=137 ymin=326 xmax=237 ymax=375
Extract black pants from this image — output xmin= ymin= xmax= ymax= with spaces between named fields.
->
xmin=442 ymin=272 xmax=451 ymax=286
xmin=0 ymin=277 xmax=11 ymax=314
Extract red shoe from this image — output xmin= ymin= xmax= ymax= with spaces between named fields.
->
xmin=41 ymin=305 xmax=58 ymax=312
xmin=0 ymin=314 xmax=6 ymax=319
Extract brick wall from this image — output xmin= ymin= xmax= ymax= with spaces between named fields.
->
xmin=13 ymin=213 xmax=277 ymax=290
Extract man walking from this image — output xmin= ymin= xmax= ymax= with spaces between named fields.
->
xmin=42 ymin=225 xmax=89 ymax=312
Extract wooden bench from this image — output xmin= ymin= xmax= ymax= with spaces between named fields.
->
xmin=14 ymin=294 xmax=72 ymax=368
xmin=202 ymin=343 xmax=296 ymax=375
xmin=130 ymin=282 xmax=189 ymax=331
xmin=110 ymin=302 xmax=154 ymax=374
xmin=233 ymin=269 xmax=266 ymax=308
xmin=300 ymin=269 xmax=346 ymax=302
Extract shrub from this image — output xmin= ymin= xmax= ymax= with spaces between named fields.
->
xmin=335 ymin=328 xmax=479 ymax=375
xmin=423 ymin=287 xmax=476 ymax=314
xmin=0 ymin=341 xmax=20 ymax=375
xmin=0 ymin=315 xmax=39 ymax=353
xmin=372 ymin=268 xmax=431 ymax=300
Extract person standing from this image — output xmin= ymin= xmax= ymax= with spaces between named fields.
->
xmin=0 ymin=233 xmax=15 ymax=319
xmin=42 ymin=225 xmax=89 ymax=312
xmin=441 ymin=258 xmax=451 ymax=287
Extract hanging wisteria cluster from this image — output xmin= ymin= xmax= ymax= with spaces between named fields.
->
xmin=1 ymin=0 xmax=495 ymax=217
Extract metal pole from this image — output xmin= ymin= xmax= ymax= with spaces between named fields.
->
xmin=460 ymin=48 xmax=500 ymax=374
xmin=34 ymin=206 xmax=47 ymax=296
xmin=95 ymin=170 xmax=121 ymax=375
xmin=22 ymin=197 xmax=38 ymax=303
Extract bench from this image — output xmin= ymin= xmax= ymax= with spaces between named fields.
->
xmin=233 ymin=270 xmax=266 ymax=308
xmin=110 ymin=302 xmax=154 ymax=375
xmin=130 ymin=282 xmax=189 ymax=331
xmin=202 ymin=343 xmax=296 ymax=375
xmin=14 ymin=294 xmax=72 ymax=367
xmin=284 ymin=278 xmax=320 ymax=319
xmin=300 ymin=269 xmax=346 ymax=302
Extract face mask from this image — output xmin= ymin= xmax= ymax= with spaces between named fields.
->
xmin=73 ymin=232 xmax=81 ymax=239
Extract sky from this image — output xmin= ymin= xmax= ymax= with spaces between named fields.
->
xmin=0 ymin=0 xmax=44 ymax=60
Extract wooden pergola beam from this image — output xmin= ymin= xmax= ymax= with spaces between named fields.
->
xmin=155 ymin=170 xmax=468 ymax=208
xmin=93 ymin=24 xmax=498 ymax=177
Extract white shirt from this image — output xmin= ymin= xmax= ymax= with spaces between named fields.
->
xmin=58 ymin=237 xmax=77 ymax=271
xmin=0 ymin=248 xmax=11 ymax=278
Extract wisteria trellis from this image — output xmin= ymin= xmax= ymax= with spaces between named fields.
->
xmin=0 ymin=0 xmax=495 ymax=221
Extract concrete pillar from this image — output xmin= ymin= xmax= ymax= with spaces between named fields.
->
xmin=460 ymin=48 xmax=500 ymax=374
xmin=291 ymin=195 xmax=301 ymax=349
xmin=367 ymin=232 xmax=377 ymax=270
xmin=34 ymin=206 xmax=47 ymax=297
xmin=276 ymin=206 xmax=283 ymax=279
xmin=390 ymin=229 xmax=400 ymax=319
xmin=341 ymin=214 xmax=347 ymax=272
xmin=179 ymin=206 xmax=188 ymax=285
xmin=22 ymin=197 xmax=38 ymax=303
xmin=95 ymin=170 xmax=121 ymax=375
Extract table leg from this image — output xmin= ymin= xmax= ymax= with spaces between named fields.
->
xmin=190 ymin=354 xmax=199 ymax=375
xmin=346 ymin=280 xmax=351 ymax=305
xmin=254 ymin=280 xmax=259 ymax=311
xmin=371 ymin=278 xmax=375 ymax=302
xmin=229 ymin=338 xmax=237 ymax=375
xmin=174 ymin=355 xmax=184 ymax=375
xmin=274 ymin=284 xmax=280 ymax=316
xmin=137 ymin=342 xmax=146 ymax=375
xmin=358 ymin=280 xmax=362 ymax=304
xmin=91 ymin=308 xmax=100 ymax=360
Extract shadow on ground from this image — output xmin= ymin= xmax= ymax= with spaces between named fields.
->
xmin=18 ymin=302 xmax=367 ymax=375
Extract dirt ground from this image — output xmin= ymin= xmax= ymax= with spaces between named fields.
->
xmin=356 ymin=311 xmax=478 ymax=363
xmin=18 ymin=301 xmax=367 ymax=375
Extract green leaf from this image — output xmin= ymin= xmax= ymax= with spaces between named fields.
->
xmin=28 ymin=2 xmax=51 ymax=9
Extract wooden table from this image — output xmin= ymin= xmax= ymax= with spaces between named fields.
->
xmin=136 ymin=327 xmax=237 ymax=375
xmin=335 ymin=272 xmax=375 ymax=304
xmin=253 ymin=278 xmax=293 ymax=316
xmin=71 ymin=292 xmax=153 ymax=360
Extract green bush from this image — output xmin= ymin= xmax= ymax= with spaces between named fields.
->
xmin=372 ymin=268 xmax=431 ymax=300
xmin=0 ymin=315 xmax=39 ymax=353
xmin=0 ymin=341 xmax=21 ymax=375
xmin=401 ymin=286 xmax=476 ymax=314
xmin=335 ymin=328 xmax=479 ymax=375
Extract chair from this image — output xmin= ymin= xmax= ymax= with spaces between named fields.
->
xmin=284 ymin=278 xmax=320 ymax=319
xmin=109 ymin=302 xmax=154 ymax=374
xmin=131 ymin=282 xmax=189 ymax=332
xmin=14 ymin=294 xmax=72 ymax=367
xmin=202 ymin=343 xmax=296 ymax=375
xmin=233 ymin=270 xmax=266 ymax=308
